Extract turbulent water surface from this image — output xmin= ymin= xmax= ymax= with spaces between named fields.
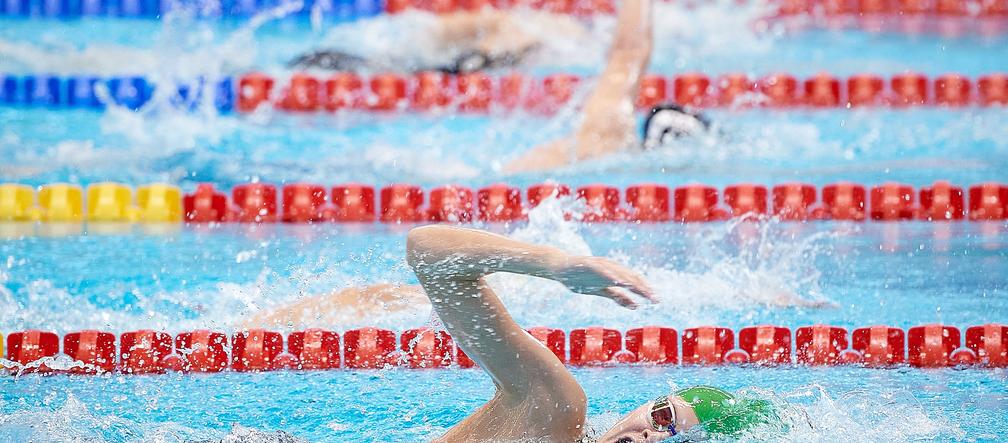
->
xmin=1 ymin=1 xmax=1008 ymax=442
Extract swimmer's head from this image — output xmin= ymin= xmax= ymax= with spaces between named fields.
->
xmin=641 ymin=103 xmax=710 ymax=150
xmin=596 ymin=386 xmax=774 ymax=442
xmin=596 ymin=397 xmax=678 ymax=443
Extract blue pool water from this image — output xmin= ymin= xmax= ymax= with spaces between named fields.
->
xmin=2 ymin=2 xmax=1008 ymax=442
xmin=1 ymin=220 xmax=1007 ymax=331
xmin=2 ymin=104 xmax=1007 ymax=189
xmin=2 ymin=366 xmax=1006 ymax=441
xmin=1 ymin=216 xmax=1006 ymax=441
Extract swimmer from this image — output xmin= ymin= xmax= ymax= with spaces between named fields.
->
xmin=503 ymin=0 xmax=710 ymax=173
xmin=401 ymin=225 xmax=776 ymax=442
xmin=289 ymin=9 xmax=589 ymax=74
xmin=240 ymin=226 xmax=808 ymax=440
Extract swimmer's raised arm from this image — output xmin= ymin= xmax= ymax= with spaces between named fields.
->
xmin=504 ymin=0 xmax=653 ymax=173
xmin=406 ymin=225 xmax=654 ymax=442
xmin=406 ymin=225 xmax=653 ymax=307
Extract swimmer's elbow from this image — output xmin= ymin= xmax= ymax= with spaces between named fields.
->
xmin=406 ymin=225 xmax=457 ymax=274
xmin=406 ymin=225 xmax=436 ymax=266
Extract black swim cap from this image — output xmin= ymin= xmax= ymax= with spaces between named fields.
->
xmin=450 ymin=51 xmax=492 ymax=75
xmin=642 ymin=103 xmax=710 ymax=150
xmin=287 ymin=50 xmax=373 ymax=72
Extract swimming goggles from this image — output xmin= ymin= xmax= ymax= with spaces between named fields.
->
xmin=649 ymin=395 xmax=678 ymax=436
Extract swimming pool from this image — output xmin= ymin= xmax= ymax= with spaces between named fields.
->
xmin=2 ymin=1 xmax=1008 ymax=442
xmin=1 ymin=218 xmax=1006 ymax=441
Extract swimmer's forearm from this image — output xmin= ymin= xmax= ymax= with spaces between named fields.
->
xmin=611 ymin=0 xmax=652 ymax=58
xmin=406 ymin=225 xmax=568 ymax=282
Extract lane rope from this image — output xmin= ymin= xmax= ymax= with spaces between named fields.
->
xmin=2 ymin=181 xmax=1006 ymax=224
xmin=4 ymin=324 xmax=1005 ymax=373
xmin=0 ymin=0 xmax=1005 ymax=21
xmin=2 ymin=72 xmax=1006 ymax=113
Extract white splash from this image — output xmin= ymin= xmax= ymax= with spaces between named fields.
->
xmin=0 ymin=394 xmax=164 ymax=441
xmin=484 ymin=196 xmax=835 ymax=328
xmin=508 ymin=192 xmax=592 ymax=256
xmin=350 ymin=142 xmax=482 ymax=182
xmin=0 ymin=1 xmax=298 ymax=77
xmin=770 ymin=384 xmax=966 ymax=442
xmin=649 ymin=0 xmax=779 ymax=72
xmin=0 ymin=393 xmax=304 ymax=442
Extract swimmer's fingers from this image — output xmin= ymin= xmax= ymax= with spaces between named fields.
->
xmin=557 ymin=256 xmax=656 ymax=305
xmin=613 ymin=272 xmax=656 ymax=304
xmin=602 ymin=262 xmax=657 ymax=303
xmin=604 ymin=287 xmax=640 ymax=310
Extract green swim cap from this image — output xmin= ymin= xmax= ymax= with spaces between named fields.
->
xmin=675 ymin=386 xmax=776 ymax=438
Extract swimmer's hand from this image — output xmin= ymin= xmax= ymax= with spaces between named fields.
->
xmin=552 ymin=256 xmax=657 ymax=309
xmin=406 ymin=225 xmax=655 ymax=308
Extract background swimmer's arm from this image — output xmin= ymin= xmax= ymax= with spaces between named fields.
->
xmin=573 ymin=0 xmax=653 ymax=157
xmin=437 ymin=10 xmax=504 ymax=42
xmin=438 ymin=10 xmax=539 ymax=59
xmin=406 ymin=225 xmax=654 ymax=397
xmin=503 ymin=0 xmax=652 ymax=173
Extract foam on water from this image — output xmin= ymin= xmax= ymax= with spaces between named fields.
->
xmin=0 ymin=0 xmax=299 ymax=76
xmin=214 ymin=195 xmax=834 ymax=331
xmin=484 ymin=195 xmax=835 ymax=328
xmin=0 ymin=394 xmax=164 ymax=441
xmin=340 ymin=142 xmax=482 ymax=182
xmin=0 ymin=6 xmax=299 ymax=184
xmin=780 ymin=386 xmax=966 ymax=442
xmin=649 ymin=0 xmax=778 ymax=73
xmin=0 ymin=268 xmax=233 ymax=332
xmin=0 ymin=391 xmax=305 ymax=442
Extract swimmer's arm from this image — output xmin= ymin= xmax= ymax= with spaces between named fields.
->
xmin=573 ymin=0 xmax=652 ymax=159
xmin=503 ymin=0 xmax=652 ymax=173
xmin=437 ymin=10 xmax=506 ymax=46
xmin=437 ymin=10 xmax=542 ymax=58
xmin=406 ymin=225 xmax=655 ymax=393
xmin=241 ymin=293 xmax=326 ymax=329
xmin=240 ymin=284 xmax=425 ymax=329
xmin=604 ymin=0 xmax=654 ymax=74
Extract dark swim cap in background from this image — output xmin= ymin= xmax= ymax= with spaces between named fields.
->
xmin=676 ymin=386 xmax=778 ymax=438
xmin=641 ymin=103 xmax=710 ymax=150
